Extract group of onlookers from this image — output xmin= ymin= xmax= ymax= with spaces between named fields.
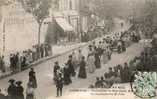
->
xmin=0 ymin=43 xmax=52 ymax=74
xmin=0 ymin=68 xmax=37 ymax=99
xmin=89 ymin=62 xmax=133 ymax=88
xmin=135 ymin=49 xmax=157 ymax=71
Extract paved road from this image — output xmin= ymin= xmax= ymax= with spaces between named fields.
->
xmin=0 ymin=19 xmax=136 ymax=99
xmin=0 ymin=42 xmax=144 ymax=99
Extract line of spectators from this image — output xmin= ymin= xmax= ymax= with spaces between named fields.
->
xmin=0 ymin=43 xmax=52 ymax=74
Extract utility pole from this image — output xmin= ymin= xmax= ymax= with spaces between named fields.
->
xmin=2 ymin=21 xmax=5 ymax=54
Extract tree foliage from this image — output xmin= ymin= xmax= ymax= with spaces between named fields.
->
xmin=19 ymin=0 xmax=52 ymax=24
xmin=132 ymin=0 xmax=157 ymax=38
xmin=19 ymin=0 xmax=52 ymax=44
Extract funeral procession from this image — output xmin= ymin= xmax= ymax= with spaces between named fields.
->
xmin=0 ymin=0 xmax=157 ymax=99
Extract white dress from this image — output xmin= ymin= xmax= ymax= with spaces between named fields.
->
xmin=87 ymin=50 xmax=95 ymax=73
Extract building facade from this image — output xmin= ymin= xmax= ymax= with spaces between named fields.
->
xmin=53 ymin=0 xmax=80 ymax=33
xmin=0 ymin=0 xmax=47 ymax=54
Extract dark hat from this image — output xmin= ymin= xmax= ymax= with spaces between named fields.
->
xmin=55 ymin=61 xmax=58 ymax=64
xmin=16 ymin=81 xmax=22 ymax=85
xmin=8 ymin=79 xmax=15 ymax=83
xmin=69 ymin=55 xmax=72 ymax=58
xmin=88 ymin=45 xmax=92 ymax=47
xmin=30 ymin=68 xmax=34 ymax=71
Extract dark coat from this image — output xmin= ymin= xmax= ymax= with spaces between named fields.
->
xmin=54 ymin=65 xmax=60 ymax=77
xmin=29 ymin=71 xmax=37 ymax=88
xmin=56 ymin=77 xmax=64 ymax=88
xmin=94 ymin=50 xmax=101 ymax=68
xmin=16 ymin=86 xmax=24 ymax=99
xmin=78 ymin=60 xmax=87 ymax=78
xmin=63 ymin=67 xmax=72 ymax=85
xmin=67 ymin=60 xmax=75 ymax=76
xmin=7 ymin=84 xmax=16 ymax=99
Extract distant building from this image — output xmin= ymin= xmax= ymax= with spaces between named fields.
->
xmin=46 ymin=0 xmax=80 ymax=44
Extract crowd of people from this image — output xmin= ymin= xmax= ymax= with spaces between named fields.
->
xmin=53 ymin=29 xmax=140 ymax=96
xmin=89 ymin=62 xmax=132 ymax=88
xmin=0 ymin=43 xmax=52 ymax=74
xmin=90 ymin=37 xmax=157 ymax=89
xmin=0 ymin=68 xmax=37 ymax=99
xmin=0 ymin=25 xmax=143 ymax=98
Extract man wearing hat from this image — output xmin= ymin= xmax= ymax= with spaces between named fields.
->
xmin=16 ymin=81 xmax=24 ymax=99
xmin=7 ymin=79 xmax=16 ymax=99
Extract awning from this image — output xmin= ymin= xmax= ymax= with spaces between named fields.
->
xmin=55 ymin=17 xmax=74 ymax=32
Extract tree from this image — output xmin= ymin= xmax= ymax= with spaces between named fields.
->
xmin=132 ymin=0 xmax=157 ymax=38
xmin=19 ymin=0 xmax=52 ymax=44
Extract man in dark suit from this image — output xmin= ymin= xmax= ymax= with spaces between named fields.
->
xmin=56 ymin=73 xmax=63 ymax=97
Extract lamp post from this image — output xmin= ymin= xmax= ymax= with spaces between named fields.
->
xmin=2 ymin=21 xmax=5 ymax=55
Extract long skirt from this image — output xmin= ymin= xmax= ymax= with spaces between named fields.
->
xmin=78 ymin=67 xmax=87 ymax=78
xmin=102 ymin=52 xmax=109 ymax=64
xmin=95 ymin=57 xmax=101 ymax=69
xmin=29 ymin=77 xmax=37 ymax=88
xmin=87 ymin=56 xmax=95 ymax=73
xmin=26 ymin=94 xmax=34 ymax=99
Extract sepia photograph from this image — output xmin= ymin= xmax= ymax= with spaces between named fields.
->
xmin=0 ymin=0 xmax=157 ymax=99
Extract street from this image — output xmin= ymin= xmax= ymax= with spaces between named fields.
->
xmin=0 ymin=18 xmax=143 ymax=99
xmin=0 ymin=0 xmax=157 ymax=99
xmin=0 ymin=41 xmax=144 ymax=99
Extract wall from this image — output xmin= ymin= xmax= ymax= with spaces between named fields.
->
xmin=0 ymin=1 xmax=48 ymax=55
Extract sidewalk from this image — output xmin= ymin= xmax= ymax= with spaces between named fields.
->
xmin=0 ymin=42 xmax=87 ymax=80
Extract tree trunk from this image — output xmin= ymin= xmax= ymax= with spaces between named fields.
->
xmin=38 ymin=23 xmax=42 ymax=45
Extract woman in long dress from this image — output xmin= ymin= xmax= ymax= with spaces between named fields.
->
xmin=26 ymin=82 xmax=35 ymax=99
xmin=71 ymin=51 xmax=78 ymax=70
xmin=106 ymin=46 xmax=112 ymax=60
xmin=87 ymin=45 xmax=95 ymax=73
xmin=63 ymin=64 xmax=72 ymax=85
xmin=102 ymin=48 xmax=109 ymax=64
xmin=94 ymin=47 xmax=101 ymax=69
xmin=78 ymin=56 xmax=87 ymax=78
